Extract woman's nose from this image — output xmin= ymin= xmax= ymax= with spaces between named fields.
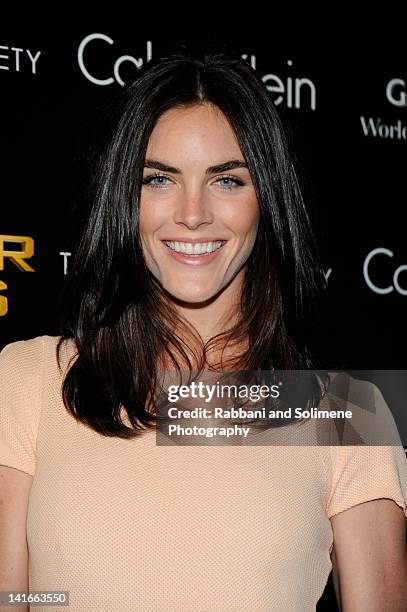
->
xmin=173 ymin=188 xmax=213 ymax=229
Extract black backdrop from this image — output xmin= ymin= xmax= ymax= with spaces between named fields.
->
xmin=1 ymin=28 xmax=406 ymax=610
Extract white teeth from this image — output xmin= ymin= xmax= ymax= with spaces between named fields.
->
xmin=164 ymin=241 xmax=224 ymax=254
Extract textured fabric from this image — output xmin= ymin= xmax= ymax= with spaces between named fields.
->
xmin=0 ymin=334 xmax=406 ymax=611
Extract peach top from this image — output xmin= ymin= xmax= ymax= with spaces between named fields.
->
xmin=0 ymin=335 xmax=406 ymax=611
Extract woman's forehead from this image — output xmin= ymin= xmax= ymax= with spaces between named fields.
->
xmin=146 ymin=105 xmax=242 ymax=162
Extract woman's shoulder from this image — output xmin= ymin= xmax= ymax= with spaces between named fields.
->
xmin=0 ymin=335 xmax=53 ymax=476
xmin=0 ymin=334 xmax=78 ymax=390
xmin=0 ymin=334 xmax=46 ymax=373
xmin=317 ymin=374 xmax=407 ymax=520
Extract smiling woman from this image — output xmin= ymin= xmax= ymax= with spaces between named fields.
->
xmin=139 ymin=104 xmax=260 ymax=316
xmin=0 ymin=47 xmax=406 ymax=612
xmin=56 ymin=48 xmax=327 ymax=385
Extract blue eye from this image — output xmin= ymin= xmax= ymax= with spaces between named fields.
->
xmin=142 ymin=173 xmax=244 ymax=190
xmin=142 ymin=174 xmax=171 ymax=188
xmin=216 ymin=176 xmax=243 ymax=189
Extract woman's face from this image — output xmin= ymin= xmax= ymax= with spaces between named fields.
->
xmin=139 ymin=103 xmax=260 ymax=304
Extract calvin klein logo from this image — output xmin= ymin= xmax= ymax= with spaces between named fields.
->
xmin=77 ymin=34 xmax=153 ymax=86
xmin=262 ymin=59 xmax=317 ymax=111
xmin=363 ymin=248 xmax=407 ymax=295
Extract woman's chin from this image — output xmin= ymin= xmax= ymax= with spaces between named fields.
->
xmin=164 ymin=286 xmax=221 ymax=306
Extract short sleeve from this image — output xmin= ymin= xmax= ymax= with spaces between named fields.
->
xmin=325 ymin=443 xmax=407 ymax=519
xmin=0 ymin=336 xmax=44 ymax=476
xmin=323 ymin=376 xmax=407 ymax=519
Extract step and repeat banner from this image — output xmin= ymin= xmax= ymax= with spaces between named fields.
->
xmin=1 ymin=33 xmax=406 ymax=364
xmin=0 ymin=29 xmax=406 ymax=610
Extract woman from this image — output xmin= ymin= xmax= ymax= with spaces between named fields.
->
xmin=0 ymin=49 xmax=406 ymax=611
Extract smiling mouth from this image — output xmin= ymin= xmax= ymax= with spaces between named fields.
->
xmin=162 ymin=240 xmax=227 ymax=256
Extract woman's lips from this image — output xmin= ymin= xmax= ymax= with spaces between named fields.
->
xmin=161 ymin=241 xmax=227 ymax=266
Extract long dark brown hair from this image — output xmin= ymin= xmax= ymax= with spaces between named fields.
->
xmin=57 ymin=48 xmax=328 ymax=438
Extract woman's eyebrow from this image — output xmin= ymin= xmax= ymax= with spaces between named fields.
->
xmin=144 ymin=159 xmax=248 ymax=174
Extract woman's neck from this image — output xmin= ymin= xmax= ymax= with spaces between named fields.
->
xmin=160 ymin=267 xmax=247 ymax=370
xmin=171 ymin=267 xmax=244 ymax=342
